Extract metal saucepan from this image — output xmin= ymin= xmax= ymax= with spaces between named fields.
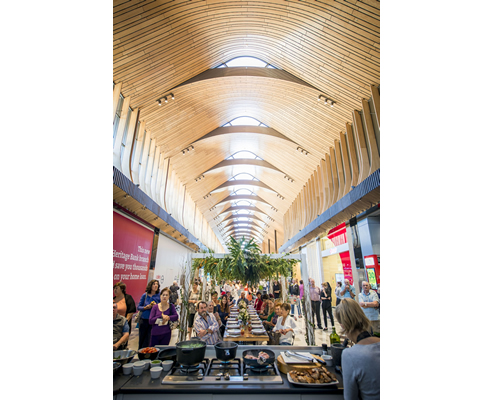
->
xmin=242 ymin=348 xmax=275 ymax=367
xmin=175 ymin=339 xmax=207 ymax=367
xmin=214 ymin=341 xmax=238 ymax=361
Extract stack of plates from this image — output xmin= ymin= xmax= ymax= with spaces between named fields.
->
xmin=228 ymin=323 xmax=240 ymax=329
xmin=252 ymin=329 xmax=265 ymax=335
xmin=227 ymin=329 xmax=241 ymax=336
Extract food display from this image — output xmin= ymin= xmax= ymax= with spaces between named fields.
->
xmin=244 ymin=351 xmax=270 ymax=360
xmin=139 ymin=347 xmax=159 ymax=354
xmin=288 ymin=367 xmax=337 ymax=384
xmin=178 ymin=342 xmax=205 ymax=349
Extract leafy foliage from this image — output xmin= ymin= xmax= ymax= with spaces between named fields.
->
xmin=192 ymin=237 xmax=297 ymax=286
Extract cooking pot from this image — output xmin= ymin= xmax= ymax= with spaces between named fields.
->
xmin=214 ymin=341 xmax=238 ymax=361
xmin=175 ymin=339 xmax=207 ymax=367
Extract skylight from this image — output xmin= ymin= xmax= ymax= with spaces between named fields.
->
xmin=232 ymin=200 xmax=254 ymax=207
xmin=215 ymin=57 xmax=277 ymax=69
xmin=229 ymin=173 xmax=258 ymax=181
xmin=221 ymin=116 xmax=269 ymax=128
xmin=232 ymin=189 xmax=255 ymax=196
xmin=227 ymin=151 xmax=263 ymax=160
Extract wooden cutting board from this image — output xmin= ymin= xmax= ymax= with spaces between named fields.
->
xmin=276 ymin=354 xmax=323 ymax=374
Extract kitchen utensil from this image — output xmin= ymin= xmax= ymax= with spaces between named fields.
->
xmin=242 ymin=349 xmax=275 ymax=368
xmin=161 ymin=360 xmax=174 ymax=371
xmin=113 ymin=349 xmax=137 ymax=365
xmin=137 ymin=347 xmax=162 ymax=360
xmin=113 ymin=362 xmax=121 ymax=375
xmin=286 ymin=351 xmax=315 ymax=362
xmin=122 ymin=363 xmax=133 ymax=375
xmin=282 ymin=351 xmax=314 ymax=364
xmin=175 ymin=339 xmax=207 ymax=367
xmin=214 ymin=341 xmax=238 ymax=361
xmin=150 ymin=366 xmax=163 ymax=379
xmin=141 ymin=359 xmax=152 ymax=370
xmin=157 ymin=347 xmax=177 ymax=362
xmin=276 ymin=355 xmax=322 ymax=374
xmin=321 ymin=355 xmax=333 ymax=366
xmin=133 ymin=364 xmax=144 ymax=376
xmin=286 ymin=371 xmax=339 ymax=387
xmin=330 ymin=343 xmax=346 ymax=367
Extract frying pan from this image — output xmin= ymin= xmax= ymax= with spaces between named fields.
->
xmin=157 ymin=346 xmax=177 ymax=362
xmin=241 ymin=348 xmax=276 ymax=367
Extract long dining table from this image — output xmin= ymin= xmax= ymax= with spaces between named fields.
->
xmin=223 ymin=304 xmax=270 ymax=344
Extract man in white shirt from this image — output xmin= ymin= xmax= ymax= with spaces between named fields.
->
xmin=194 ymin=301 xmax=220 ymax=345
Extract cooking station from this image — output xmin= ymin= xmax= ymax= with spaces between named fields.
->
xmin=113 ymin=345 xmax=344 ymax=399
xmin=162 ymin=357 xmax=283 ymax=385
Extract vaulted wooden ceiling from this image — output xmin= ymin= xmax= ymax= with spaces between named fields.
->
xmin=113 ymin=0 xmax=380 ymax=249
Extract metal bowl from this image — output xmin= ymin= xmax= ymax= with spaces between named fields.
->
xmin=113 ymin=349 xmax=136 ymax=365
xmin=113 ymin=362 xmax=121 ymax=375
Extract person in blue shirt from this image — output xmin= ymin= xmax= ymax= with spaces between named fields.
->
xmin=340 ymin=278 xmax=356 ymax=299
xmin=358 ymin=281 xmax=380 ymax=334
xmin=137 ymin=279 xmax=161 ymax=349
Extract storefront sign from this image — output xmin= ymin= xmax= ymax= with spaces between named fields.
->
xmin=327 ymin=223 xmax=347 ymax=247
xmin=113 ymin=211 xmax=154 ymax=302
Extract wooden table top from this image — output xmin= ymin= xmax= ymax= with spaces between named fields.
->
xmin=223 ymin=332 xmax=269 ymax=342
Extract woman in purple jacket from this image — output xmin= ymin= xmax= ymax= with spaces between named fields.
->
xmin=149 ymin=287 xmax=178 ymax=346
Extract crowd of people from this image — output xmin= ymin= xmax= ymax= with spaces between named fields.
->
xmin=113 ymin=276 xmax=380 ymax=348
xmin=112 ymin=276 xmax=380 ymax=399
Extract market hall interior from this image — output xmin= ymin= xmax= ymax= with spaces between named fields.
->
xmin=113 ymin=0 xmax=380 ymax=336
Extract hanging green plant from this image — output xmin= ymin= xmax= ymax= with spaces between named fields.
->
xmin=192 ymin=237 xmax=297 ymax=285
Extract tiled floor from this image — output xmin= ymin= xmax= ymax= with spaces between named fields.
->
xmin=127 ymin=303 xmax=343 ymax=350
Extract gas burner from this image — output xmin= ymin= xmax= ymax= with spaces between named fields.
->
xmin=162 ymin=357 xmax=283 ymax=385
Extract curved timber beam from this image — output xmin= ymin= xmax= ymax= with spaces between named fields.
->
xmin=218 ymin=205 xmax=269 ymax=218
xmin=228 ymin=230 xmax=265 ymax=240
xmin=210 ymin=195 xmax=277 ymax=211
xmin=220 ymin=221 xmax=266 ymax=234
xmin=195 ymin=159 xmax=294 ymax=182
xmin=227 ymin=233 xmax=263 ymax=242
xmin=221 ymin=214 xmax=269 ymax=226
xmin=170 ymin=67 xmax=319 ymax=94
xmin=190 ymin=125 xmax=297 ymax=147
xmin=223 ymin=226 xmax=265 ymax=237
xmin=207 ymin=180 xmax=284 ymax=198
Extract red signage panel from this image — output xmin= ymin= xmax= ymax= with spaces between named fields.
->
xmin=340 ymin=251 xmax=353 ymax=284
xmin=327 ymin=223 xmax=347 ymax=247
xmin=113 ymin=211 xmax=154 ymax=302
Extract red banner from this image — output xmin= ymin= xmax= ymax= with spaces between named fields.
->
xmin=113 ymin=211 xmax=154 ymax=302
xmin=340 ymin=251 xmax=353 ymax=284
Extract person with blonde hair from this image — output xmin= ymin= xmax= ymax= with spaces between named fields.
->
xmin=335 ymin=298 xmax=380 ymax=400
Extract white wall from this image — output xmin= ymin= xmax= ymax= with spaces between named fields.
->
xmin=154 ymin=232 xmax=192 ymax=290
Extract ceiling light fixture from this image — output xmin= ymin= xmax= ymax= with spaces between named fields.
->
xmin=318 ymin=94 xmax=336 ymax=108
xmin=156 ymin=93 xmax=175 ymax=105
